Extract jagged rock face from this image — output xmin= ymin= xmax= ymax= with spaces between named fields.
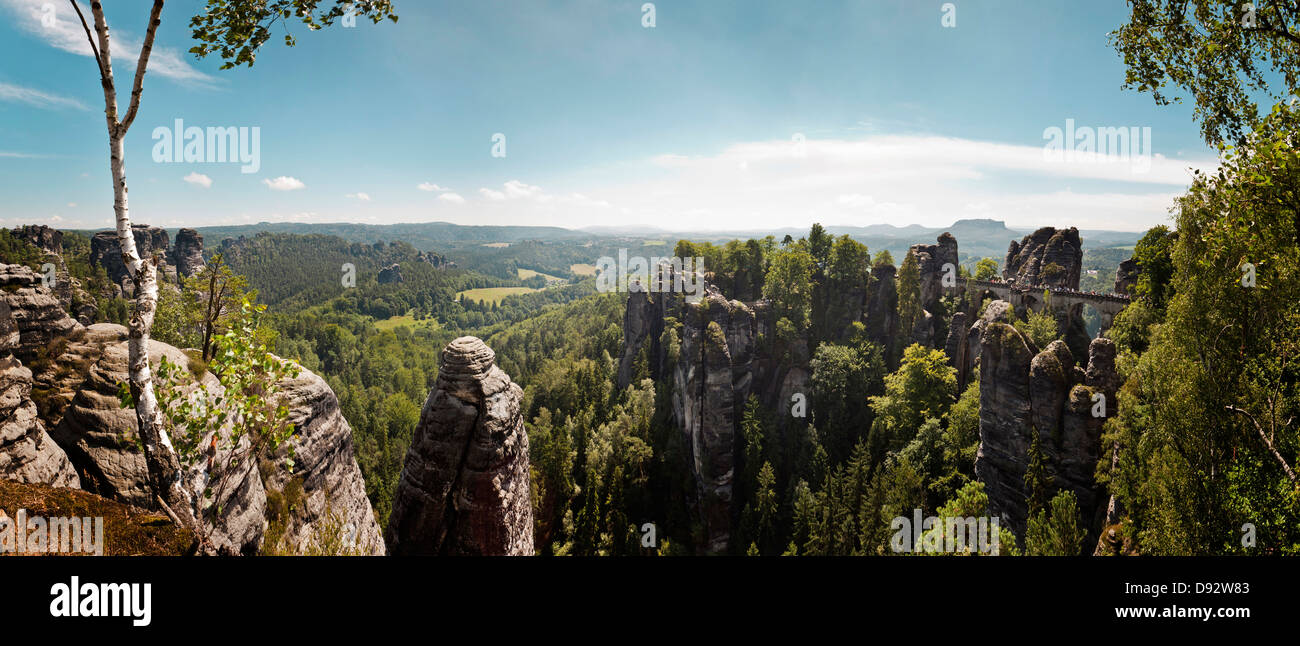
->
xmin=377 ymin=263 xmax=404 ymax=284
xmin=965 ymin=299 xmax=1013 ymax=388
xmin=416 ymin=250 xmax=456 ymax=269
xmin=0 ymin=301 xmax=79 ymax=489
xmin=47 ymin=325 xmax=154 ymax=507
xmin=1 ymin=273 xmax=384 ymax=556
xmin=1003 ymin=227 xmax=1082 ymax=288
xmin=946 ymin=311 xmax=969 ymax=388
xmin=267 ymin=362 xmax=385 ymax=555
xmin=13 ymin=225 xmax=63 ymax=256
xmin=1114 ymin=258 xmax=1139 ymax=295
xmin=910 ymin=232 xmax=959 ymax=315
xmin=1056 ymin=304 xmax=1093 ymax=369
xmin=674 ymin=296 xmax=736 ymax=555
xmin=0 ymin=264 xmax=81 ymax=363
xmin=976 ymin=327 xmax=1117 ymax=544
xmin=864 ymin=263 xmax=898 ymax=351
xmin=43 ymin=323 xmax=265 ymax=554
xmin=386 ymin=337 xmax=532 ymax=555
xmin=89 ymin=225 xmax=170 ymax=291
xmin=169 ymin=228 xmax=206 ymax=278
xmin=974 ymin=321 xmax=1036 ymax=534
xmin=617 ymin=290 xmax=658 ymax=390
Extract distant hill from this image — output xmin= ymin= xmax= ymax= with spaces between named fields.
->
xmin=70 ymin=218 xmax=1144 ymax=272
xmin=192 ymin=221 xmax=590 ymax=247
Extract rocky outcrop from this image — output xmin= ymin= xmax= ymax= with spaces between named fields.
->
xmin=1114 ymin=258 xmax=1138 ymax=295
xmin=377 ymin=263 xmax=404 ymax=284
xmin=1003 ymin=227 xmax=1083 ymax=288
xmin=0 ymin=258 xmax=392 ymax=557
xmin=974 ymin=320 xmax=1037 ymax=535
xmin=864 ymin=263 xmax=898 ymax=353
xmin=617 ymin=290 xmax=661 ymax=390
xmin=12 ymin=225 xmax=63 ymax=256
xmin=416 ymin=250 xmax=456 ymax=269
xmin=386 ymin=337 xmax=532 ymax=555
xmin=169 ymin=228 xmax=206 ymax=278
xmin=89 ymin=225 xmax=172 ymax=292
xmin=673 ymin=291 xmax=737 ymax=555
xmin=945 ymin=311 xmax=969 ymax=388
xmin=0 ymin=264 xmax=81 ymax=363
xmin=975 ymin=318 xmax=1118 ymax=545
xmin=42 ymin=323 xmax=265 ymax=555
xmin=965 ymin=299 xmax=1013 ymax=390
xmin=910 ymin=232 xmax=959 ymax=316
xmin=0 ymin=301 xmax=79 ymax=488
xmin=266 ymin=362 xmax=385 ymax=555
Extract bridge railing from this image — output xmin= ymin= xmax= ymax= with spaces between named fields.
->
xmin=955 ymin=278 xmax=1131 ymax=303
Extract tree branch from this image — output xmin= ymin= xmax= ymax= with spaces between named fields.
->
xmin=68 ymin=0 xmax=107 ymax=85
xmin=119 ymin=0 xmax=165 ymax=135
xmin=1226 ymin=405 xmax=1299 ymax=487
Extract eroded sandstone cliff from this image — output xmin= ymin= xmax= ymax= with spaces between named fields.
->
xmin=386 ymin=336 xmax=533 ymax=555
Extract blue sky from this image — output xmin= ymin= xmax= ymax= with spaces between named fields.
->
xmin=0 ymin=0 xmax=1218 ymax=232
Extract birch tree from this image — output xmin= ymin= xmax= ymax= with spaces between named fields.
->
xmin=70 ymin=0 xmax=397 ymax=551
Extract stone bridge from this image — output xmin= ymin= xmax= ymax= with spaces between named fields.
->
xmin=956 ymin=278 xmax=1131 ymax=333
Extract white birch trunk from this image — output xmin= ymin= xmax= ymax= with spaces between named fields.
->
xmin=82 ymin=0 xmax=209 ymax=550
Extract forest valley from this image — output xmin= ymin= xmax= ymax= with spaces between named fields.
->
xmin=0 ymin=0 xmax=1297 ymax=558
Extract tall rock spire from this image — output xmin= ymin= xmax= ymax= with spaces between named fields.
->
xmin=386 ymin=336 xmax=533 ymax=555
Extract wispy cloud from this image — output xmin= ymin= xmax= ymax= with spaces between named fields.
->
xmin=346 ymin=192 xmax=371 ymax=201
xmin=183 ymin=172 xmax=212 ymax=188
xmin=264 ymin=176 xmax=305 ymax=191
xmin=438 ymin=192 xmax=465 ymax=203
xmin=417 ymin=182 xmax=449 ymax=192
xmin=1 ymin=0 xmax=214 ymax=85
xmin=0 ymin=82 xmax=87 ymax=110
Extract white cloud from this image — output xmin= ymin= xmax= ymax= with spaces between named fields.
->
xmin=264 ymin=176 xmax=305 ymax=191
xmin=183 ymin=172 xmax=212 ymax=188
xmin=418 ymin=182 xmax=449 ymax=192
xmin=1 ymin=0 xmax=214 ymax=85
xmin=346 ymin=192 xmax=371 ymax=201
xmin=438 ymin=192 xmax=465 ymax=204
xmin=588 ymin=133 xmax=1218 ymax=231
xmin=0 ymin=82 xmax=87 ymax=110
xmin=478 ymin=180 xmax=554 ymax=202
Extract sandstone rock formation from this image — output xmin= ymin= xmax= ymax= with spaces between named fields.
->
xmin=1114 ymin=257 xmax=1138 ymax=295
xmin=674 ymin=292 xmax=739 ymax=554
xmin=945 ymin=311 xmax=969 ymax=388
xmin=974 ymin=319 xmax=1037 ymax=534
xmin=617 ymin=289 xmax=661 ymax=390
xmin=1003 ymin=227 xmax=1083 ymax=288
xmin=386 ymin=336 xmax=532 ymax=555
xmin=12 ymin=225 xmax=63 ymax=256
xmin=910 ymin=232 xmax=959 ymax=315
xmin=863 ymin=262 xmax=898 ymax=353
xmin=91 ymin=225 xmax=171 ymax=289
xmin=0 ymin=264 xmax=81 ymax=363
xmin=975 ymin=316 xmax=1118 ymax=545
xmin=377 ymin=263 xmax=404 ymax=284
xmin=267 ymin=362 xmax=385 ymax=555
xmin=0 ymin=301 xmax=79 ymax=488
xmin=169 ymin=228 xmax=206 ymax=278
xmin=0 ymin=264 xmax=380 ymax=556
